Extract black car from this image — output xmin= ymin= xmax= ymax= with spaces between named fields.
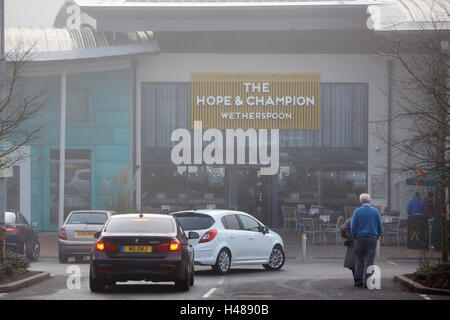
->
xmin=89 ymin=213 xmax=195 ymax=292
xmin=3 ymin=211 xmax=40 ymax=261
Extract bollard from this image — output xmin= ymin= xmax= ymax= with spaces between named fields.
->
xmin=376 ymin=238 xmax=380 ymax=260
xmin=301 ymin=233 xmax=307 ymax=260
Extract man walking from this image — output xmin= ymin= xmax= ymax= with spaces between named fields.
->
xmin=351 ymin=193 xmax=382 ymax=288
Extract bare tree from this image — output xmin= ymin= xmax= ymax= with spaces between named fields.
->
xmin=374 ymin=1 xmax=449 ymax=262
xmin=0 ymin=46 xmax=47 ymax=261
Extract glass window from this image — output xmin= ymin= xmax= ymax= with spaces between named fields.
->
xmin=4 ymin=212 xmax=16 ymax=224
xmin=18 ymin=213 xmax=29 ymax=226
xmin=50 ymin=150 xmax=91 ymax=225
xmin=66 ymin=212 xmax=108 ymax=225
xmin=6 ymin=166 xmax=20 ymax=212
xmin=238 ymin=215 xmax=260 ymax=232
xmin=173 ymin=212 xmax=215 ymax=231
xmin=105 ymin=217 xmax=175 ymax=234
xmin=221 ymin=214 xmax=241 ymax=230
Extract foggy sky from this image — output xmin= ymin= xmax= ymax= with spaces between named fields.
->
xmin=5 ymin=0 xmax=66 ymax=27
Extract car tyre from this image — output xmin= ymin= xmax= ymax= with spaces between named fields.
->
xmin=58 ymin=250 xmax=69 ymax=264
xmin=89 ymin=268 xmax=106 ymax=293
xmin=213 ymin=248 xmax=231 ymax=275
xmin=189 ymin=265 xmax=195 ymax=286
xmin=27 ymin=239 xmax=40 ymax=262
xmin=175 ymin=269 xmax=190 ymax=292
xmin=263 ymin=245 xmax=285 ymax=271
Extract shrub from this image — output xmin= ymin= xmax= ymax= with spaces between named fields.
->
xmin=4 ymin=251 xmax=30 ymax=269
xmin=413 ymin=263 xmax=450 ymax=290
xmin=0 ymin=262 xmax=15 ymax=276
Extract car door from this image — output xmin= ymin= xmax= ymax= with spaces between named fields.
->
xmin=237 ymin=214 xmax=272 ymax=262
xmin=220 ymin=214 xmax=247 ymax=262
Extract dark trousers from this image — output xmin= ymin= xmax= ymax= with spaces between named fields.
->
xmin=354 ymin=236 xmax=377 ymax=286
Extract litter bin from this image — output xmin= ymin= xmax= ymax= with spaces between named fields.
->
xmin=407 ymin=215 xmax=428 ymax=249
xmin=430 ymin=218 xmax=450 ymax=251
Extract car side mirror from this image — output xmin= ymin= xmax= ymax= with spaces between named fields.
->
xmin=262 ymin=226 xmax=269 ymax=234
xmin=94 ymin=231 xmax=101 ymax=239
xmin=188 ymin=231 xmax=200 ymax=240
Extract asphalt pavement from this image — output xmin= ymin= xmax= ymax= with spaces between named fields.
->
xmin=0 ymin=257 xmax=448 ymax=300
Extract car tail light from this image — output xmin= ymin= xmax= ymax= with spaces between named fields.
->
xmin=199 ymin=229 xmax=218 ymax=243
xmin=5 ymin=226 xmax=19 ymax=233
xmin=157 ymin=240 xmax=181 ymax=252
xmin=59 ymin=227 xmax=66 ymax=240
xmin=94 ymin=239 xmax=118 ymax=252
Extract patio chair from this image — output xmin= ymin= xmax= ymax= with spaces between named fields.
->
xmin=321 ymin=215 xmax=345 ymax=244
xmin=382 ymin=217 xmax=406 ymax=247
xmin=282 ymin=206 xmax=300 ymax=230
xmin=302 ymin=217 xmax=322 ymax=245
xmin=344 ymin=206 xmax=357 ymax=219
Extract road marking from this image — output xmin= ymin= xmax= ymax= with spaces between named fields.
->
xmin=419 ymin=294 xmax=432 ymax=300
xmin=386 ymin=260 xmax=398 ymax=266
xmin=203 ymin=287 xmax=217 ymax=298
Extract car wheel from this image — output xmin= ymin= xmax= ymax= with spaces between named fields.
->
xmin=213 ymin=248 xmax=231 ymax=275
xmin=58 ymin=250 xmax=69 ymax=264
xmin=263 ymin=245 xmax=285 ymax=271
xmin=27 ymin=239 xmax=40 ymax=262
xmin=89 ymin=267 xmax=106 ymax=293
xmin=189 ymin=265 xmax=195 ymax=286
xmin=175 ymin=270 xmax=190 ymax=292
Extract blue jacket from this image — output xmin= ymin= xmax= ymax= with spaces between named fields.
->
xmin=407 ymin=196 xmax=427 ymax=215
xmin=350 ymin=204 xmax=383 ymax=239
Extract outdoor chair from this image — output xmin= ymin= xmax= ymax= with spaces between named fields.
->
xmin=282 ymin=206 xmax=300 ymax=230
xmin=302 ymin=217 xmax=322 ymax=245
xmin=344 ymin=206 xmax=357 ymax=219
xmin=321 ymin=215 xmax=345 ymax=244
xmin=382 ymin=217 xmax=406 ymax=247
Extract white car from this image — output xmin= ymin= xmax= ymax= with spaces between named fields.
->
xmin=171 ymin=209 xmax=285 ymax=274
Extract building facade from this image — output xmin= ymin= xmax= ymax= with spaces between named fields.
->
xmin=5 ymin=0 xmax=448 ymax=230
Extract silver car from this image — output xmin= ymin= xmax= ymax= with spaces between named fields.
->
xmin=58 ymin=210 xmax=116 ymax=263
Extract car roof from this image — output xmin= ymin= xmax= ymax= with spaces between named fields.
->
xmin=171 ymin=209 xmax=250 ymax=218
xmin=109 ymin=213 xmax=176 ymax=220
xmin=68 ymin=210 xmax=115 ymax=214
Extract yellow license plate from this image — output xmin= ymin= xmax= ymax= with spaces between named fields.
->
xmin=76 ymin=232 xmax=95 ymax=237
xmin=123 ymin=246 xmax=152 ymax=253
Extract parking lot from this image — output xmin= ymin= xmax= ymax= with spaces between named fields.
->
xmin=1 ymin=231 xmax=449 ymax=301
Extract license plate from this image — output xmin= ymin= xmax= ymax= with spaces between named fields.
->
xmin=122 ymin=246 xmax=152 ymax=253
xmin=76 ymin=232 xmax=95 ymax=237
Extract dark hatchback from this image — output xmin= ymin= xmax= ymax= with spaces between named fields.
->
xmin=2 ymin=211 xmax=40 ymax=261
xmin=89 ymin=213 xmax=195 ymax=292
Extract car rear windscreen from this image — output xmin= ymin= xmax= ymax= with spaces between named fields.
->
xmin=66 ymin=212 xmax=108 ymax=225
xmin=174 ymin=212 xmax=215 ymax=231
xmin=105 ymin=217 xmax=175 ymax=234
xmin=5 ymin=212 xmax=16 ymax=224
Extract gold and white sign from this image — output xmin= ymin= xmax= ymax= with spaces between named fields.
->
xmin=191 ymin=72 xmax=320 ymax=130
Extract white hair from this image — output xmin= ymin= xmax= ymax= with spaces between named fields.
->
xmin=359 ymin=193 xmax=371 ymax=204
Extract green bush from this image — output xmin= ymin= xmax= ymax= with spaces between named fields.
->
xmin=0 ymin=262 xmax=15 ymax=276
xmin=4 ymin=251 xmax=30 ymax=269
xmin=413 ymin=263 xmax=450 ymax=289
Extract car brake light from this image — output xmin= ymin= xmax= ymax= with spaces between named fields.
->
xmin=199 ymin=229 xmax=218 ymax=243
xmin=59 ymin=227 xmax=66 ymax=240
xmin=94 ymin=239 xmax=118 ymax=252
xmin=6 ymin=226 xmax=19 ymax=233
xmin=157 ymin=240 xmax=181 ymax=251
